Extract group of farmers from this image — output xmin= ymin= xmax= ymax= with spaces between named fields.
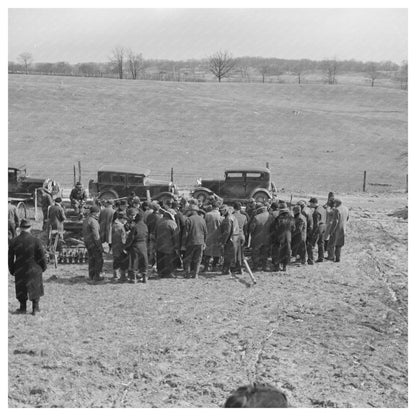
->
xmin=7 ymin=182 xmax=349 ymax=313
xmin=81 ymin=190 xmax=349 ymax=284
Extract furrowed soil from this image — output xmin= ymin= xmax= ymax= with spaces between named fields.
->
xmin=8 ymin=74 xmax=407 ymax=407
xmin=8 ymin=193 xmax=408 ymax=408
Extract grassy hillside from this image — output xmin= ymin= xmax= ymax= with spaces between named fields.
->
xmin=8 ymin=74 xmax=407 ymax=193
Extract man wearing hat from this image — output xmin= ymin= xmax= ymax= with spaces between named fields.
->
xmin=99 ymin=200 xmax=115 ymax=252
xmin=82 ymin=205 xmax=104 ymax=282
xmin=291 ymin=205 xmax=307 ymax=264
xmin=306 ymin=197 xmax=327 ymax=265
xmin=155 ymin=208 xmax=179 ymax=278
xmin=202 ymin=200 xmax=223 ymax=272
xmin=48 ymin=197 xmax=66 ymax=241
xmin=69 ymin=182 xmax=87 ymax=214
xmin=111 ymin=211 xmax=129 ymax=281
xmin=41 ymin=187 xmax=53 ymax=231
xmin=248 ymin=203 xmax=270 ymax=271
xmin=270 ymin=202 xmax=294 ymax=272
xmin=326 ymin=198 xmax=349 ymax=262
xmin=145 ymin=202 xmax=162 ymax=270
xmin=232 ymin=202 xmax=248 ymax=274
xmin=125 ymin=211 xmax=149 ymax=283
xmin=182 ymin=204 xmax=207 ymax=278
xmin=219 ymin=205 xmax=240 ymax=275
xmin=8 ymin=219 xmax=47 ymax=315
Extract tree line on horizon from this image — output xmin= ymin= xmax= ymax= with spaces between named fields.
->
xmin=9 ymin=49 xmax=408 ymax=90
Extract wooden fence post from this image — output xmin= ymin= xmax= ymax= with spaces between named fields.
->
xmin=171 ymin=167 xmax=174 ymax=183
xmin=78 ymin=161 xmax=82 ymax=183
xmin=266 ymin=162 xmax=270 ymax=169
xmin=363 ymin=170 xmax=367 ymax=192
xmin=73 ymin=165 xmax=76 ymax=186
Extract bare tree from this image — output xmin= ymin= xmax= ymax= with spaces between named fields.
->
xmin=110 ymin=46 xmax=125 ymax=79
xmin=322 ymin=58 xmax=337 ymax=85
xmin=259 ymin=64 xmax=270 ymax=83
xmin=126 ymin=49 xmax=145 ymax=80
xmin=208 ymin=50 xmax=236 ymax=82
xmin=18 ymin=52 xmax=33 ymax=74
xmin=365 ymin=62 xmax=379 ymax=87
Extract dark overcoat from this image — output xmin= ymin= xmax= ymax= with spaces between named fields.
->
xmin=8 ymin=231 xmax=47 ymax=301
xmin=99 ymin=206 xmax=115 ymax=243
xmin=48 ymin=203 xmax=66 ymax=233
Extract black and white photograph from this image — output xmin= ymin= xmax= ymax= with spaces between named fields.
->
xmin=5 ymin=1 xmax=410 ymax=410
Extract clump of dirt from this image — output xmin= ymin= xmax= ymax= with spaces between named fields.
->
xmin=388 ymin=206 xmax=408 ymax=220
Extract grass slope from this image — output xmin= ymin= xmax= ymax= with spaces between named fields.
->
xmin=8 ymin=74 xmax=407 ymax=193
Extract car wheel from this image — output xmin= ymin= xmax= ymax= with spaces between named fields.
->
xmin=253 ymin=192 xmax=270 ymax=204
xmin=193 ymin=190 xmax=210 ymax=204
xmin=98 ymin=190 xmax=118 ymax=202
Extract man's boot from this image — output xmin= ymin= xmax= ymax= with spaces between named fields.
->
xmin=16 ymin=300 xmax=27 ymax=314
xmin=32 ymin=299 xmax=40 ymax=316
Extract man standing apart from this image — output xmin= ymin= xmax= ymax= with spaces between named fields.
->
xmin=327 ymin=199 xmax=349 ymax=262
xmin=82 ymin=206 xmax=104 ymax=282
xmin=249 ymin=203 xmax=270 ymax=271
xmin=8 ymin=219 xmax=47 ymax=315
xmin=232 ymin=202 xmax=248 ymax=274
xmin=306 ymin=197 xmax=327 ymax=265
xmin=219 ymin=205 xmax=240 ymax=275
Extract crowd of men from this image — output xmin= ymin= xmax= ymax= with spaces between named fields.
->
xmin=76 ymin=189 xmax=349 ymax=284
xmin=8 ymin=182 xmax=349 ymax=312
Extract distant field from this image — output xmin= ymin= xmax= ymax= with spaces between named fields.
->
xmin=8 ymin=74 xmax=407 ymax=193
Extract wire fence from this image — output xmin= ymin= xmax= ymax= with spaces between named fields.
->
xmin=31 ymin=165 xmax=407 ymax=199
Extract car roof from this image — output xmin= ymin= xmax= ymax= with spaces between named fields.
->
xmin=225 ymin=167 xmax=270 ymax=174
xmin=98 ymin=165 xmax=150 ymax=176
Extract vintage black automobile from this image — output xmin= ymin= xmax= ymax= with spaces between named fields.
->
xmin=88 ymin=165 xmax=177 ymax=205
xmin=192 ymin=167 xmax=278 ymax=204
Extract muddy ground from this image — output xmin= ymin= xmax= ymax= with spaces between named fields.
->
xmin=8 ymin=193 xmax=408 ymax=408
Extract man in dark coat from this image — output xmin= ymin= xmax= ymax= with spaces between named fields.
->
xmin=125 ymin=211 xmax=149 ymax=283
xmin=291 ymin=205 xmax=307 ymax=264
xmin=82 ymin=205 xmax=104 ymax=282
xmin=155 ymin=208 xmax=179 ymax=278
xmin=306 ymin=197 xmax=327 ymax=265
xmin=48 ymin=197 xmax=66 ymax=240
xmin=70 ymin=182 xmax=87 ymax=214
xmin=183 ymin=205 xmax=207 ymax=279
xmin=219 ymin=205 xmax=240 ymax=275
xmin=8 ymin=219 xmax=47 ymax=315
xmin=249 ymin=204 xmax=270 ymax=271
xmin=271 ymin=204 xmax=294 ymax=271
xmin=41 ymin=188 xmax=53 ymax=231
xmin=145 ymin=202 xmax=162 ymax=270
xmin=111 ymin=212 xmax=129 ymax=281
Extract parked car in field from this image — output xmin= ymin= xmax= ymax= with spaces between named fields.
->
xmin=192 ymin=167 xmax=278 ymax=204
xmin=88 ymin=165 xmax=177 ymax=205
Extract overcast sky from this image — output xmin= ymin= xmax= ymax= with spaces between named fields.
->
xmin=8 ymin=8 xmax=408 ymax=64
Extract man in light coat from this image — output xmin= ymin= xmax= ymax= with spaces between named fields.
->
xmin=327 ymin=198 xmax=349 ymax=262
xmin=99 ymin=199 xmax=115 ymax=251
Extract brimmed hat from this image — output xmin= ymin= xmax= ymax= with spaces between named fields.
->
xmin=90 ymin=205 xmax=100 ymax=214
xmin=278 ymin=202 xmax=287 ymax=210
xmin=132 ymin=196 xmax=141 ymax=204
xmin=297 ymin=200 xmax=306 ymax=207
xmin=160 ymin=207 xmax=176 ymax=220
xmin=55 ymin=197 xmax=62 ymax=203
xmin=76 ymin=182 xmax=82 ymax=186
xmin=309 ymin=197 xmax=318 ymax=204
xmin=19 ymin=218 xmax=31 ymax=228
